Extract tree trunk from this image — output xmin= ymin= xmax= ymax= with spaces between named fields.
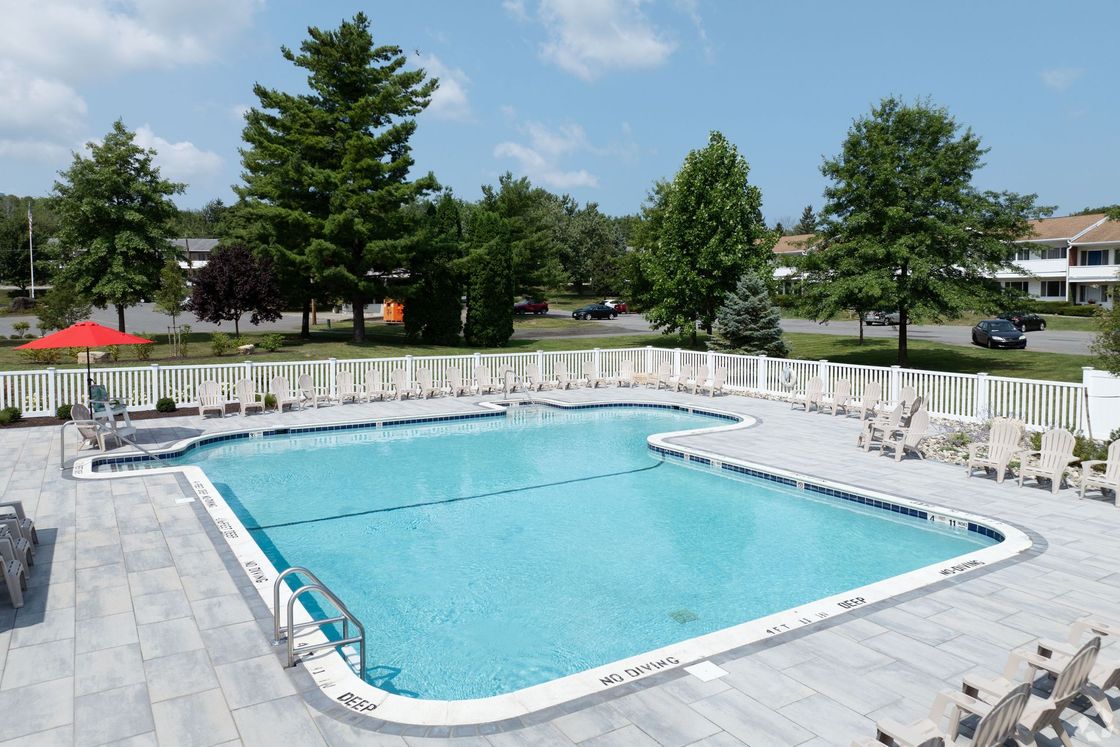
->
xmin=116 ymin=304 xmax=126 ymax=332
xmin=352 ymin=295 xmax=366 ymax=342
xmin=858 ymin=313 xmax=864 ymax=345
xmin=234 ymin=317 xmax=240 ymax=337
xmin=300 ymin=297 xmax=311 ymax=339
xmin=897 ymin=308 xmax=909 ymax=367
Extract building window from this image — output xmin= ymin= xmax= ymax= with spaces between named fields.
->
xmin=1041 ymin=280 xmax=1065 ymax=297
xmin=1081 ymin=250 xmax=1106 ymax=266
xmin=1040 ymin=246 xmax=1068 ymax=260
xmin=1013 ymin=248 xmax=1032 ymax=261
xmin=1003 ymin=281 xmax=1029 ymax=293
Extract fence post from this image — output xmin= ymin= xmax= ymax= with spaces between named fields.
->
xmin=818 ymin=359 xmax=830 ymax=392
xmin=973 ymin=372 xmax=989 ymax=422
xmin=755 ymin=355 xmax=767 ymax=392
xmin=645 ymin=346 xmax=653 ymax=374
xmin=536 ymin=349 xmax=545 ymax=375
xmin=150 ymin=364 xmax=160 ymax=409
xmin=673 ymin=348 xmax=681 ymax=377
xmin=593 ymin=348 xmax=601 ymax=376
xmin=889 ymin=365 xmax=901 ymax=405
xmin=706 ymin=350 xmax=715 ymax=377
xmin=46 ymin=367 xmax=57 ymax=416
xmin=473 ymin=352 xmax=482 ymax=373
xmin=329 ymin=358 xmax=338 ymax=397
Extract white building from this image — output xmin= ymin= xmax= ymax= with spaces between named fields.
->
xmin=171 ymin=237 xmax=219 ymax=275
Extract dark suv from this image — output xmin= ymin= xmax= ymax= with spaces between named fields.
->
xmin=998 ymin=311 xmax=1046 ymax=332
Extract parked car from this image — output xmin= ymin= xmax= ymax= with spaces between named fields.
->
xmin=572 ymin=303 xmax=618 ymax=320
xmin=864 ymin=310 xmax=900 ymax=326
xmin=972 ymin=319 xmax=1027 ymax=349
xmin=600 ymin=299 xmax=628 ymax=313
xmin=514 ymin=299 xmax=549 ymax=315
xmin=998 ymin=311 xmax=1046 ymax=332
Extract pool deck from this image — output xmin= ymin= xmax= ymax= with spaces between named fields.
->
xmin=1 ymin=387 xmax=1119 ymax=746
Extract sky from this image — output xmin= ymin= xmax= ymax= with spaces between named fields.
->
xmin=1 ymin=0 xmax=1118 ymax=224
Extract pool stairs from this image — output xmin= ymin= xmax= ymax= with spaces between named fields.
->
xmin=273 ymin=566 xmax=367 ymax=678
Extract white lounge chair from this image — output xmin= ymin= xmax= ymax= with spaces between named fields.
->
xmin=363 ymin=369 xmax=390 ymax=401
xmin=688 ymin=365 xmax=710 ymax=395
xmin=296 ymin=373 xmax=322 ymax=408
xmin=825 ymin=379 xmax=852 ymax=416
xmin=0 ymin=533 xmax=27 ymax=608
xmin=670 ymin=365 xmax=693 ymax=392
xmin=1081 ymin=440 xmax=1120 ymax=503
xmin=197 ymin=380 xmax=224 ymax=418
xmin=444 ymin=368 xmax=469 ymax=397
xmin=880 ymin=407 xmax=929 ymax=462
xmin=649 ymin=361 xmax=672 ymax=390
xmin=69 ymin=403 xmax=122 ymax=451
xmin=525 ymin=363 xmax=550 ymax=391
xmin=390 ymin=368 xmax=412 ymax=400
xmin=499 ymin=367 xmax=522 ymax=394
xmin=855 ymin=381 xmax=882 ymax=420
xmin=698 ymin=367 xmax=726 ymax=397
xmin=473 ymin=365 xmax=496 ymax=394
xmin=792 ymin=376 xmax=823 ymax=412
xmin=0 ymin=523 xmax=32 ymax=572
xmin=961 ymin=636 xmax=1103 ymax=747
xmin=616 ymin=360 xmax=637 ymax=388
xmin=898 ymin=384 xmax=918 ymax=412
xmin=416 ymin=368 xmax=439 ymax=398
xmin=1018 ymin=427 xmax=1077 ymax=494
xmin=235 ymin=379 xmax=265 ymax=416
xmin=553 ymin=361 xmax=575 ymax=390
xmin=860 ymin=402 xmax=903 ymax=452
xmin=576 ymin=361 xmax=602 ymax=388
xmin=335 ymin=371 xmax=360 ymax=404
xmin=270 ymin=376 xmax=299 ymax=412
xmin=857 ymin=681 xmax=1031 ymax=747
xmin=966 ymin=417 xmax=1024 ymax=483
xmin=0 ymin=501 xmax=37 ymax=546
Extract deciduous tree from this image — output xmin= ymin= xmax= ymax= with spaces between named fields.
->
xmin=35 ymin=280 xmax=92 ymax=331
xmin=1093 ymin=303 xmax=1120 ymax=376
xmin=53 ymin=120 xmax=183 ymax=331
xmin=190 ymin=245 xmax=282 ymax=336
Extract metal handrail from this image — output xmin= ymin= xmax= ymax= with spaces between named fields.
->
xmin=273 ymin=566 xmax=366 ymax=677
xmin=59 ymin=419 xmax=161 ymax=471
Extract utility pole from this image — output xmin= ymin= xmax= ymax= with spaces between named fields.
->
xmin=27 ymin=199 xmax=36 ymax=299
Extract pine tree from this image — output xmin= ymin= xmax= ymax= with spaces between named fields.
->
xmin=794 ymin=205 xmax=816 ymax=234
xmin=463 ymin=211 xmax=514 ymax=347
xmin=404 ymin=193 xmax=465 ymax=345
xmin=709 ymin=272 xmax=789 ymax=357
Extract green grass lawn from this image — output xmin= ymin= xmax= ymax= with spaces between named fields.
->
xmin=782 ymin=310 xmax=1100 ymax=332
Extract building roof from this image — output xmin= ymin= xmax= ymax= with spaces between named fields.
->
xmin=171 ymin=238 xmax=220 ymax=252
xmin=1024 ymin=214 xmax=1106 ymax=241
xmin=773 ymin=233 xmax=813 ymax=254
xmin=1073 ymin=219 xmax=1120 ymax=245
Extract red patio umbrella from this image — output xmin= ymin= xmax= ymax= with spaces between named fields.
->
xmin=16 ymin=321 xmax=153 ymax=405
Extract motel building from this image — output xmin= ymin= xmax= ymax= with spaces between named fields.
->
xmin=774 ymin=213 xmax=1119 ymax=309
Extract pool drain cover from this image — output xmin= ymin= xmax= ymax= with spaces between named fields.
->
xmin=669 ymin=609 xmax=698 ymax=624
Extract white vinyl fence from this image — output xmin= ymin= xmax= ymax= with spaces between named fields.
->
xmin=0 ymin=347 xmax=1112 ymax=435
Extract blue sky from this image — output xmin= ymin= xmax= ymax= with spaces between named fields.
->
xmin=2 ymin=1 xmax=1117 ymax=223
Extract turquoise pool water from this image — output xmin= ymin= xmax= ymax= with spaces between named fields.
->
xmin=172 ymin=406 xmax=995 ymax=700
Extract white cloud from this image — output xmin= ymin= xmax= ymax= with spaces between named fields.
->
xmin=133 ymin=125 xmax=223 ymax=182
xmin=503 ymin=0 xmax=530 ymax=22
xmin=420 ymin=54 xmax=472 ymax=121
xmin=674 ymin=0 xmax=713 ymax=62
xmin=230 ymin=104 xmax=251 ymax=124
xmin=534 ymin=0 xmax=676 ymax=80
xmin=0 ymin=61 xmax=87 ymax=160
xmin=1040 ymin=67 xmax=1084 ymax=92
xmin=494 ymin=121 xmax=599 ymax=189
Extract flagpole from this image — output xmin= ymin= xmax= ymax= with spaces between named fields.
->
xmin=27 ymin=200 xmax=35 ymax=300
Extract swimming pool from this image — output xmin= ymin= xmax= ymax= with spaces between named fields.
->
xmin=158 ymin=404 xmax=1000 ymax=701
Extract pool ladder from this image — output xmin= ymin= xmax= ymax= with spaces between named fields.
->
xmin=273 ymin=566 xmax=366 ymax=677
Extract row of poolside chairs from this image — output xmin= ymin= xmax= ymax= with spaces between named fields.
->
xmin=792 ymin=377 xmax=883 ymax=419
xmin=646 ymin=362 xmax=727 ymax=396
xmin=0 ymin=501 xmax=38 ymax=608
xmin=854 ymin=615 xmax=1119 ymax=747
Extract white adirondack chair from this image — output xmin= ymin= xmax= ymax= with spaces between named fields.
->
xmin=416 ymin=368 xmax=439 ymax=398
xmin=649 ymin=361 xmax=672 ymax=390
xmin=1081 ymin=440 xmax=1120 ymax=503
xmin=858 ymin=681 xmax=1031 ymax=747
xmin=525 ymin=363 xmax=550 ymax=391
xmin=0 ymin=533 xmax=28 ymax=608
xmin=855 ymin=381 xmax=882 ymax=420
xmin=670 ymin=364 xmax=693 ymax=392
xmin=581 ymin=360 xmax=605 ymax=388
xmin=363 ymin=369 xmax=390 ymax=401
xmin=270 ymin=376 xmax=299 ymax=412
xmin=335 ymin=371 xmax=360 ymax=404
xmin=792 ymin=376 xmax=823 ymax=413
xmin=860 ymin=402 xmax=903 ymax=452
xmin=473 ymin=365 xmax=496 ymax=394
xmin=391 ymin=368 xmax=412 ymax=400
xmin=689 ymin=365 xmax=710 ymax=395
xmin=880 ymin=407 xmax=929 ymax=462
xmin=297 ymin=373 xmax=321 ymax=408
xmin=197 ymin=380 xmax=224 ymax=418
xmin=825 ymin=379 xmax=852 ymax=416
xmin=616 ymin=360 xmax=637 ymax=388
xmin=966 ymin=417 xmax=1024 ymax=483
xmin=1018 ymin=427 xmax=1077 ymax=494
xmin=445 ymin=368 xmax=469 ymax=397
xmin=698 ymin=367 xmax=726 ymax=397
xmin=553 ymin=361 xmax=575 ymax=390
xmin=235 ymin=379 xmax=265 ymax=416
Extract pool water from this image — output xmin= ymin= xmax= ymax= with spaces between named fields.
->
xmin=172 ymin=406 xmax=995 ymax=700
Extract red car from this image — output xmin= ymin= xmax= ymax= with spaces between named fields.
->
xmin=514 ymin=299 xmax=549 ymax=314
xmin=601 ymin=299 xmax=628 ymax=313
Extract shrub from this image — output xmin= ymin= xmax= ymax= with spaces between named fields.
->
xmin=259 ymin=333 xmax=284 ymax=352
xmin=12 ymin=321 xmax=30 ymax=337
xmin=1027 ymin=301 xmax=1100 ymax=318
xmin=135 ymin=333 xmax=155 ymax=361
xmin=1028 ymin=430 xmax=1110 ymax=463
xmin=106 ymin=345 xmax=121 ymax=362
xmin=156 ymin=397 xmax=177 ymax=413
xmin=264 ymin=393 xmax=277 ymax=409
xmin=18 ymin=348 xmax=60 ymax=364
xmin=0 ymin=407 xmax=22 ymax=425
xmin=9 ymin=296 xmax=34 ymax=312
xmin=0 ymin=334 xmax=6 ymax=341
xmin=56 ymin=403 xmax=73 ymax=420
xmin=210 ymin=332 xmax=232 ymax=356
xmin=179 ymin=324 xmax=191 ymax=357
xmin=946 ymin=431 xmax=971 ymax=448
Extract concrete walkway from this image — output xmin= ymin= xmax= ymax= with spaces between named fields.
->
xmin=1 ymin=389 xmax=1118 ymax=746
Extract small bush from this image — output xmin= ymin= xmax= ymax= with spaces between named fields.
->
xmin=259 ymin=333 xmax=284 ymax=352
xmin=18 ymin=348 xmax=60 ymax=364
xmin=9 ymin=297 xmax=34 ymax=312
xmin=135 ymin=333 xmax=155 ymax=361
xmin=106 ymin=345 xmax=123 ymax=362
xmin=1027 ymin=301 xmax=1101 ymax=318
xmin=12 ymin=321 xmax=30 ymax=336
xmin=0 ymin=407 xmax=22 ymax=425
xmin=1029 ymin=430 xmax=1110 ymax=464
xmin=0 ymin=334 xmax=6 ymax=341
xmin=264 ymin=393 xmax=277 ymax=409
xmin=179 ymin=324 xmax=191 ymax=357
xmin=946 ymin=431 xmax=971 ymax=448
xmin=156 ymin=397 xmax=177 ymax=413
xmin=56 ymin=403 xmax=73 ymax=420
xmin=210 ymin=332 xmax=231 ymax=356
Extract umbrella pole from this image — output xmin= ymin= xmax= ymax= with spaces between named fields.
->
xmin=86 ymin=346 xmax=92 ymax=407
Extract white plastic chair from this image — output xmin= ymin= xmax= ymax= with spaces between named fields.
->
xmin=670 ymin=364 xmax=693 ymax=392
xmin=826 ymin=379 xmax=852 ymax=416
xmin=444 ymin=368 xmax=469 ymax=397
xmin=616 ymin=360 xmax=636 ymax=388
xmin=698 ymin=367 xmax=726 ymax=397
xmin=966 ymin=417 xmax=1024 ymax=483
xmin=859 ymin=681 xmax=1031 ymax=747
xmin=792 ymin=376 xmax=823 ymax=412
xmin=335 ymin=371 xmax=360 ymax=404
xmin=856 ymin=381 xmax=882 ymax=420
xmin=270 ymin=376 xmax=300 ymax=412
xmin=416 ymin=368 xmax=439 ymax=398
xmin=649 ymin=361 xmax=672 ymax=390
xmin=391 ymin=368 xmax=412 ymax=400
xmin=525 ymin=363 xmax=550 ymax=391
xmin=1081 ymin=440 xmax=1120 ymax=503
xmin=0 ymin=533 xmax=27 ymax=608
xmin=363 ymin=369 xmax=390 ymax=401
xmin=196 ymin=380 xmax=224 ymax=418
xmin=581 ymin=360 xmax=605 ymax=388
xmin=473 ymin=365 xmax=496 ymax=394
xmin=553 ymin=361 xmax=574 ymax=390
xmin=880 ymin=407 xmax=929 ymax=462
xmin=235 ymin=379 xmax=265 ymax=416
xmin=1018 ymin=428 xmax=1077 ymax=494
xmin=297 ymin=373 xmax=321 ymax=408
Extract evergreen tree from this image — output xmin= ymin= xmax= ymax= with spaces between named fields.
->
xmin=794 ymin=204 xmax=817 ymax=234
xmin=404 ymin=193 xmax=465 ymax=345
xmin=481 ymin=174 xmax=566 ymax=297
xmin=53 ymin=120 xmax=184 ymax=331
xmin=709 ymin=272 xmax=789 ymax=357
xmin=463 ymin=211 xmax=514 ymax=347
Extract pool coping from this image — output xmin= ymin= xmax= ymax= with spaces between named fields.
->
xmin=68 ymin=397 xmax=1034 ymax=730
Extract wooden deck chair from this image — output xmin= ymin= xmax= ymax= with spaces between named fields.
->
xmin=791 ymin=376 xmax=823 ymax=412
xmin=69 ymin=403 xmax=121 ymax=451
xmin=855 ymin=381 xmax=882 ymax=420
xmin=197 ymin=380 xmax=224 ymax=418
xmin=689 ymin=365 xmax=710 ymax=395
xmin=445 ymin=368 xmax=469 ymax=397
xmin=881 ymin=407 xmax=929 ymax=462
xmin=525 ymin=363 xmax=550 ymax=391
xmin=416 ymin=368 xmax=439 ymax=398
xmin=1018 ymin=427 xmax=1077 ymax=494
xmin=860 ymin=681 xmax=1031 ymax=747
xmin=649 ymin=361 xmax=672 ymax=390
xmin=297 ymin=373 xmax=321 ymax=408
xmin=473 ymin=365 xmax=496 ymax=394
xmin=390 ymin=368 xmax=412 ymax=400
xmin=363 ymin=368 xmax=390 ymax=401
xmin=553 ymin=361 xmax=575 ymax=390
xmin=1081 ymin=439 xmax=1120 ymax=503
xmin=0 ymin=533 xmax=28 ymax=608
xmin=670 ymin=364 xmax=693 ymax=392
xmin=335 ymin=371 xmax=360 ymax=404
xmin=580 ymin=360 xmax=605 ymax=388
xmin=860 ymin=402 xmax=903 ymax=452
xmin=616 ymin=360 xmax=636 ymax=388
xmin=698 ymin=367 xmax=726 ymax=397
xmin=235 ymin=379 xmax=265 ymax=416
xmin=826 ymin=379 xmax=852 ymax=416
xmin=966 ymin=417 xmax=1024 ymax=483
xmin=270 ymin=376 xmax=299 ymax=412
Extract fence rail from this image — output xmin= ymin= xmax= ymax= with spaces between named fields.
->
xmin=0 ymin=347 xmax=1098 ymax=433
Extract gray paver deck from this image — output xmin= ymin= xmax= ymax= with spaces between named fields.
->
xmin=2 ymin=387 xmax=1119 ymax=746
